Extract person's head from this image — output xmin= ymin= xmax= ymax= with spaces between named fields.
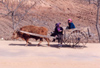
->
xmin=56 ymin=23 xmax=61 ymax=27
xmin=68 ymin=19 xmax=72 ymax=23
xmin=59 ymin=23 xmax=61 ymax=27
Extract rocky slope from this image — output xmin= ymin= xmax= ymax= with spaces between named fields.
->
xmin=0 ymin=0 xmax=99 ymax=42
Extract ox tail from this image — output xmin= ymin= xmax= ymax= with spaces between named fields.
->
xmin=48 ymin=38 xmax=51 ymax=42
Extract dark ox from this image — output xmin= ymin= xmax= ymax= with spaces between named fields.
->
xmin=12 ymin=25 xmax=50 ymax=46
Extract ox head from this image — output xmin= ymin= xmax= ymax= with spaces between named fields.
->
xmin=12 ymin=30 xmax=19 ymax=39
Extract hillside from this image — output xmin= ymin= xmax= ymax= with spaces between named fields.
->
xmin=0 ymin=0 xmax=99 ymax=42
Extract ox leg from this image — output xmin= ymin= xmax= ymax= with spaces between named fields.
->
xmin=44 ymin=38 xmax=50 ymax=46
xmin=38 ymin=38 xmax=43 ymax=46
xmin=25 ymin=42 xmax=29 ymax=46
xmin=21 ymin=38 xmax=28 ymax=46
xmin=28 ymin=42 xmax=32 ymax=44
xmin=38 ymin=41 xmax=42 ymax=46
xmin=22 ymin=38 xmax=31 ymax=44
xmin=25 ymin=38 xmax=29 ymax=46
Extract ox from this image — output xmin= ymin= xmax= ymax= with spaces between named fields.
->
xmin=12 ymin=25 xmax=50 ymax=46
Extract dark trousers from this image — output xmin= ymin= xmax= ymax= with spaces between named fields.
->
xmin=57 ymin=34 xmax=63 ymax=44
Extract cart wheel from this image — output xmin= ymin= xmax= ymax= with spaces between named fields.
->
xmin=65 ymin=30 xmax=88 ymax=47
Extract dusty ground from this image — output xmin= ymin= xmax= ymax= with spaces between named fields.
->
xmin=0 ymin=41 xmax=100 ymax=68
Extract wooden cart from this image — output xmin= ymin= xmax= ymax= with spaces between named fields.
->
xmin=63 ymin=27 xmax=91 ymax=47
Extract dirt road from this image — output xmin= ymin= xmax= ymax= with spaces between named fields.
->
xmin=0 ymin=41 xmax=100 ymax=68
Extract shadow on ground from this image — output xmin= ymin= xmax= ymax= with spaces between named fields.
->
xmin=9 ymin=43 xmax=87 ymax=49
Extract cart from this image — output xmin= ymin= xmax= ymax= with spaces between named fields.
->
xmin=63 ymin=27 xmax=91 ymax=47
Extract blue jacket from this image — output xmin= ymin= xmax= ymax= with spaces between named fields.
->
xmin=68 ymin=22 xmax=75 ymax=29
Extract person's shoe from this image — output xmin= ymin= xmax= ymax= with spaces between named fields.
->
xmin=58 ymin=44 xmax=62 ymax=47
xmin=52 ymin=39 xmax=55 ymax=42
